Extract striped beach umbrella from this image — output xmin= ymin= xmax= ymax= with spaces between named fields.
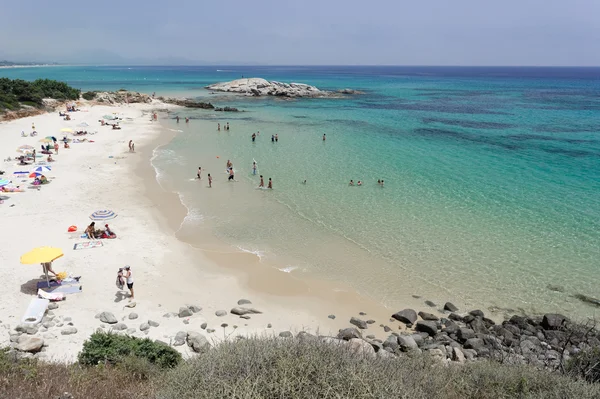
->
xmin=0 ymin=179 xmax=10 ymax=187
xmin=90 ymin=210 xmax=117 ymax=221
xmin=13 ymin=171 xmax=29 ymax=176
xmin=17 ymin=144 xmax=34 ymax=152
xmin=34 ymin=166 xmax=52 ymax=173
xmin=29 ymin=172 xmax=43 ymax=178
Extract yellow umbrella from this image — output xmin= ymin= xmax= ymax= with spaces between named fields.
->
xmin=21 ymin=247 xmax=64 ymax=288
xmin=60 ymin=128 xmax=73 ymax=133
xmin=39 ymin=137 xmax=54 ymax=143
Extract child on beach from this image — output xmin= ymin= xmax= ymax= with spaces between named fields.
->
xmin=268 ymin=178 xmax=273 ymax=189
xmin=197 ymin=166 xmax=202 ymax=179
xmin=116 ymin=268 xmax=125 ymax=290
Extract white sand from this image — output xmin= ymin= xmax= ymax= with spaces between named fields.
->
xmin=0 ymin=100 xmax=396 ymax=362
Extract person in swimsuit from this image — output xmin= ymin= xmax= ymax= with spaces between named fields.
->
xmin=226 ymin=159 xmax=232 ymax=169
xmin=252 ymin=161 xmax=257 ymax=175
xmin=275 ymin=134 xmax=278 ymax=142
xmin=86 ymin=222 xmax=97 ymax=239
xmin=218 ymin=123 xmax=221 ymax=131
xmin=271 ymin=135 xmax=275 ymax=142
xmin=252 ymin=133 xmax=256 ymax=142
xmin=349 ymin=180 xmax=354 ymax=186
xmin=228 ymin=168 xmax=235 ymax=181
xmin=176 ymin=116 xmax=180 ymax=123
xmin=197 ymin=167 xmax=202 ymax=179
xmin=323 ymin=134 xmax=326 ymax=141
xmin=259 ymin=175 xmax=264 ymax=188
xmin=208 ymin=174 xmax=212 ymax=188
xmin=357 ymin=181 xmax=362 ymax=186
xmin=124 ymin=265 xmax=134 ymax=299
xmin=267 ymin=178 xmax=273 ymax=189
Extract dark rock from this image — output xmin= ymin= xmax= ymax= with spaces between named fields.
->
xmin=350 ymin=317 xmax=368 ymax=329
xmin=187 ymin=332 xmax=210 ymax=352
xmin=444 ymin=302 xmax=459 ymax=312
xmin=173 ymin=331 xmax=187 ymax=346
xmin=230 ymin=307 xmax=262 ymax=316
xmin=415 ymin=321 xmax=438 ymax=337
xmin=483 ymin=317 xmax=496 ymax=327
xmin=383 ymin=326 xmax=392 ymax=332
xmin=418 ymin=311 xmax=439 ymax=321
xmin=469 ymin=317 xmax=488 ymax=334
xmin=237 ymin=299 xmax=252 ymax=305
xmin=463 ymin=314 xmax=475 ymax=324
xmin=448 ymin=313 xmax=464 ymax=322
xmin=178 ymin=307 xmax=193 ymax=318
xmin=337 ymin=328 xmax=361 ymax=340
xmin=412 ymin=295 xmax=422 ymax=299
xmin=508 ymin=315 xmax=530 ymax=330
xmin=392 ymin=309 xmax=417 ymax=324
xmin=457 ymin=328 xmax=475 ymax=343
xmin=279 ymin=331 xmax=293 ymax=338
xmin=188 ymin=305 xmax=202 ymax=313
xmin=200 ymin=322 xmax=207 ymax=330
xmin=503 ymin=324 xmax=521 ymax=336
xmin=464 ymin=338 xmax=485 ymax=350
xmin=220 ymin=323 xmax=228 ymax=328
xmin=328 ymin=314 xmax=336 ymax=319
xmin=424 ymin=300 xmax=436 ymax=307
xmin=573 ymin=294 xmax=600 ymax=307
xmin=366 ymin=319 xmax=376 ymax=324
xmin=444 ymin=324 xmax=459 ymax=335
xmin=382 ymin=336 xmax=399 ymax=352
xmin=469 ymin=310 xmax=485 ymax=318
xmin=164 ymin=98 xmax=215 ymax=109
xmin=214 ymin=107 xmax=240 ymax=112
xmin=359 ymin=312 xmax=367 ymax=316
xmin=542 ymin=314 xmax=568 ymax=330
xmin=398 ymin=335 xmax=419 ymax=351
xmin=240 ymin=315 xmax=251 ymax=320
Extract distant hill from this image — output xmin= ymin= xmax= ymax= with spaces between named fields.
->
xmin=0 ymin=60 xmax=60 ymax=67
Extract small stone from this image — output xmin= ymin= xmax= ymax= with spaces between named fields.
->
xmin=48 ymin=303 xmax=59 ymax=310
xmin=230 ymin=307 xmax=262 ymax=316
xmin=200 ymin=322 xmax=207 ymax=329
xmin=267 ymin=323 xmax=272 ymax=328
xmin=279 ymin=331 xmax=293 ymax=338
xmin=128 ymin=313 xmax=139 ymax=320
xmin=124 ymin=302 xmax=137 ymax=308
xmin=237 ymin=299 xmax=252 ymax=305
xmin=112 ymin=323 xmax=127 ymax=331
xmin=173 ymin=331 xmax=187 ymax=346
xmin=16 ymin=324 xmax=38 ymax=335
xmin=328 ymin=314 xmax=336 ymax=320
xmin=444 ymin=302 xmax=459 ymax=312
xmin=392 ymin=309 xmax=417 ymax=324
xmin=424 ymin=300 xmax=436 ymax=307
xmin=359 ymin=312 xmax=367 ymax=316
xmin=42 ymin=321 xmax=55 ymax=329
xmin=148 ymin=320 xmax=160 ymax=327
xmin=188 ymin=305 xmax=202 ymax=313
xmin=383 ymin=326 xmax=392 ymax=332
xmin=140 ymin=323 xmax=150 ymax=331
xmin=179 ymin=307 xmax=193 ymax=318
xmin=412 ymin=295 xmax=422 ymax=299
xmin=418 ymin=311 xmax=439 ymax=321
xmin=61 ymin=327 xmax=77 ymax=335
xmin=215 ymin=310 xmax=227 ymax=317
xmin=350 ymin=317 xmax=368 ymax=329
xmin=99 ymin=312 xmax=118 ymax=324
xmin=56 ymin=323 xmax=64 ymax=327
xmin=163 ymin=312 xmax=177 ymax=318
xmin=207 ymin=328 xmax=215 ymax=333
xmin=240 ymin=315 xmax=251 ymax=319
xmin=366 ymin=335 xmax=376 ymax=339
xmin=366 ymin=319 xmax=376 ymax=324
xmin=337 ymin=328 xmax=361 ymax=340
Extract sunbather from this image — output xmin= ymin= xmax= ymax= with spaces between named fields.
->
xmin=103 ymin=224 xmax=117 ymax=239
xmin=47 ymin=154 xmax=54 ymax=162
xmin=85 ymin=222 xmax=97 ymax=239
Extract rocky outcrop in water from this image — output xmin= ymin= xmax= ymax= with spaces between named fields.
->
xmin=160 ymin=97 xmax=215 ymax=109
xmin=206 ymin=78 xmax=362 ymax=98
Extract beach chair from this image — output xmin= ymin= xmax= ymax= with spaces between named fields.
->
xmin=21 ymin=298 xmax=49 ymax=325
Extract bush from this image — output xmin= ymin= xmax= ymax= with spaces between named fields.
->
xmin=158 ymin=336 xmax=600 ymax=399
xmin=82 ymin=91 xmax=97 ymax=100
xmin=78 ymin=332 xmax=181 ymax=369
xmin=0 ymin=77 xmax=80 ymax=110
xmin=566 ymin=347 xmax=600 ymax=383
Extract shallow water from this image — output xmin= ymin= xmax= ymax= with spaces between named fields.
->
xmin=5 ymin=66 xmax=600 ymax=316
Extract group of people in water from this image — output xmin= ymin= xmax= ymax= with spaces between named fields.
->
xmin=349 ymin=179 xmax=384 ymax=187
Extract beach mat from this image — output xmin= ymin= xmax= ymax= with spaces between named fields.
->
xmin=73 ymin=241 xmax=103 ymax=250
xmin=21 ymin=298 xmax=49 ymax=325
xmin=36 ymin=280 xmax=79 ymax=290
xmin=38 ymin=284 xmax=82 ymax=295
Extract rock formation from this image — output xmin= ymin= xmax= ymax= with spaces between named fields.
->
xmin=206 ymin=78 xmax=362 ymax=98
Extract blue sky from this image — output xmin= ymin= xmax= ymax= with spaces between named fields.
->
xmin=1 ymin=0 xmax=598 ymax=65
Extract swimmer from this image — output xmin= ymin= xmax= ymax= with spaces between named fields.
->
xmin=323 ymin=134 xmax=326 ymax=141
xmin=252 ymin=161 xmax=257 ymax=175
xmin=357 ymin=181 xmax=362 ymax=186
xmin=302 ymin=180 xmax=307 ymax=184
xmin=271 ymin=135 xmax=275 ymax=142
xmin=208 ymin=174 xmax=212 ymax=187
xmin=267 ymin=178 xmax=273 ymax=189
xmin=226 ymin=122 xmax=230 ymax=130
xmin=349 ymin=180 xmax=354 ymax=186
xmin=381 ymin=179 xmax=384 ymax=187
xmin=275 ymin=134 xmax=278 ymax=142
xmin=197 ymin=166 xmax=202 ymax=179
xmin=377 ymin=179 xmax=381 ymax=185
xmin=252 ymin=132 xmax=256 ymax=142
xmin=259 ymin=175 xmax=264 ymax=188
xmin=218 ymin=123 xmax=221 ymax=131
xmin=228 ymin=167 xmax=235 ymax=181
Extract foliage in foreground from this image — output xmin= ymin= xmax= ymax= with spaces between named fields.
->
xmin=82 ymin=91 xmax=97 ymax=100
xmin=78 ymin=332 xmax=181 ymax=369
xmin=0 ymin=78 xmax=80 ymax=110
xmin=2 ymin=336 xmax=600 ymax=398
xmin=566 ymin=347 xmax=600 ymax=383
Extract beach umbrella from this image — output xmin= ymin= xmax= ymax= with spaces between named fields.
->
xmin=60 ymin=128 xmax=73 ymax=133
xmin=17 ymin=145 xmax=34 ymax=152
xmin=34 ymin=166 xmax=51 ymax=173
xmin=90 ymin=210 xmax=117 ymax=221
xmin=44 ymin=136 xmax=57 ymax=142
xmin=77 ymin=122 xmax=89 ymax=127
xmin=0 ymin=179 xmax=10 ymax=187
xmin=13 ymin=171 xmax=29 ymax=176
xmin=39 ymin=137 xmax=54 ymax=143
xmin=29 ymin=172 xmax=43 ymax=178
xmin=20 ymin=246 xmax=64 ymax=288
xmin=103 ymin=114 xmax=116 ymax=120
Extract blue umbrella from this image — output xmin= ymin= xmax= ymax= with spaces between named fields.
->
xmin=90 ymin=210 xmax=117 ymax=220
xmin=13 ymin=171 xmax=29 ymax=176
xmin=34 ymin=166 xmax=52 ymax=173
xmin=0 ymin=179 xmax=10 ymax=187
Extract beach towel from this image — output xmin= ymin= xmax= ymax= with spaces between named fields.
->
xmin=73 ymin=241 xmax=103 ymax=250
xmin=38 ymin=283 xmax=82 ymax=295
xmin=21 ymin=298 xmax=49 ymax=325
xmin=36 ymin=279 xmax=80 ymax=290
xmin=37 ymin=289 xmax=65 ymax=301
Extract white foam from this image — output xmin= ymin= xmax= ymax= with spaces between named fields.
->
xmin=278 ymin=265 xmax=299 ymax=273
xmin=169 ymin=129 xmax=183 ymax=133
xmin=237 ymin=246 xmax=266 ymax=261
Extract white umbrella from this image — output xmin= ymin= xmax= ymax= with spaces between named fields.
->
xmin=77 ymin=122 xmax=89 ymax=127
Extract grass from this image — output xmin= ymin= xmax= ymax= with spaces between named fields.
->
xmin=1 ymin=337 xmax=599 ymax=398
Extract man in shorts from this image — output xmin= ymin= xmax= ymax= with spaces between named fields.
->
xmin=228 ymin=168 xmax=235 ymax=181
xmin=124 ymin=265 xmax=134 ymax=300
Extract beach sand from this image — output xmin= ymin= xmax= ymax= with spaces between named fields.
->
xmin=0 ymin=99 xmax=433 ymax=362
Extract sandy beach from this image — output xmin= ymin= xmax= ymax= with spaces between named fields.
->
xmin=0 ymin=98 xmax=429 ymax=362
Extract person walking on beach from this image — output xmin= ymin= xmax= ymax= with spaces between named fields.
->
xmin=259 ymin=175 xmax=264 ymax=188
xmin=228 ymin=167 xmax=235 ymax=182
xmin=128 ymin=140 xmax=133 ymax=152
xmin=268 ymin=178 xmax=273 ymax=189
xmin=275 ymin=134 xmax=278 ymax=142
xmin=54 ymin=141 xmax=59 ymax=154
xmin=124 ymin=265 xmax=134 ymax=300
xmin=208 ymin=173 xmax=212 ymax=188
xmin=131 ymin=142 xmax=135 ymax=152
xmin=32 ymin=149 xmax=36 ymax=164
xmin=252 ymin=161 xmax=257 ymax=175
xmin=197 ymin=166 xmax=202 ymax=179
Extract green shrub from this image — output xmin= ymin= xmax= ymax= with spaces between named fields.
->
xmin=82 ymin=91 xmax=96 ymax=100
xmin=566 ymin=347 xmax=600 ymax=383
xmin=78 ymin=332 xmax=181 ymax=369
xmin=0 ymin=77 xmax=80 ymax=111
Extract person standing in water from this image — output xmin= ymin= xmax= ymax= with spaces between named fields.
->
xmin=252 ymin=132 xmax=256 ymax=142
xmin=271 ymin=135 xmax=275 ymax=143
xmin=252 ymin=161 xmax=257 ymax=175
xmin=197 ymin=167 xmax=202 ymax=179
xmin=323 ymin=134 xmax=326 ymax=141
xmin=259 ymin=175 xmax=264 ymax=188
xmin=349 ymin=180 xmax=354 ymax=186
xmin=218 ymin=123 xmax=221 ymax=131
xmin=176 ymin=116 xmax=180 ymax=123
xmin=226 ymin=122 xmax=230 ymax=130
xmin=208 ymin=174 xmax=212 ymax=187
xmin=275 ymin=134 xmax=278 ymax=142
xmin=228 ymin=167 xmax=235 ymax=181
xmin=267 ymin=178 xmax=273 ymax=189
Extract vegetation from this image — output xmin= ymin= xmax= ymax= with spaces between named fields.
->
xmin=566 ymin=347 xmax=600 ymax=383
xmin=82 ymin=91 xmax=97 ymax=100
xmin=0 ymin=78 xmax=80 ymax=111
xmin=78 ymin=332 xmax=181 ymax=369
xmin=1 ymin=336 xmax=600 ymax=398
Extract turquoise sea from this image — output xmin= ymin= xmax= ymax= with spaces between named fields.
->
xmin=3 ymin=66 xmax=600 ymax=317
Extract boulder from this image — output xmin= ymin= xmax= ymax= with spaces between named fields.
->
xmin=140 ymin=323 xmax=150 ymax=331
xmin=457 ymin=328 xmax=476 ymax=343
xmin=418 ymin=311 xmax=439 ymax=321
xmin=173 ymin=331 xmax=187 ymax=346
xmin=215 ymin=310 xmax=227 ymax=317
xmin=99 ymin=312 xmax=118 ymax=324
xmin=206 ymin=78 xmax=349 ymax=98
xmin=464 ymin=338 xmax=485 ymax=350
xmin=444 ymin=302 xmax=459 ymax=312
xmin=415 ymin=321 xmax=438 ymax=337
xmin=392 ymin=309 xmax=417 ymax=324
xmin=337 ymin=328 xmax=361 ymax=340
xmin=16 ymin=336 xmax=44 ymax=353
xmin=469 ymin=317 xmax=488 ymax=334
xmin=382 ymin=336 xmax=400 ymax=352
xmin=179 ymin=307 xmax=193 ymax=318
xmin=469 ymin=310 xmax=485 ymax=318
xmin=187 ymin=332 xmax=210 ymax=352
xmin=542 ymin=314 xmax=568 ymax=330
xmin=347 ymin=338 xmax=376 ymax=357
xmin=112 ymin=323 xmax=127 ymax=331
xmin=350 ymin=317 xmax=368 ymax=329
xmin=237 ymin=299 xmax=252 ymax=305
xmin=148 ymin=320 xmax=160 ymax=327
xmin=452 ymin=346 xmax=466 ymax=363
xmin=128 ymin=313 xmax=138 ymax=320
xmin=279 ymin=331 xmax=293 ymax=338
xmin=397 ymin=335 xmax=419 ymax=351
xmin=60 ymin=327 xmax=77 ymax=335
xmin=230 ymin=307 xmax=262 ymax=316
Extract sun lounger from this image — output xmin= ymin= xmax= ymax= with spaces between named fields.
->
xmin=21 ymin=298 xmax=49 ymax=325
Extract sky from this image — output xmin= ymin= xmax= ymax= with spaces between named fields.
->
xmin=1 ymin=0 xmax=599 ymax=66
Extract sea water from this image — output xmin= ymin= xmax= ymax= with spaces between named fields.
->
xmin=4 ymin=66 xmax=600 ymax=316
